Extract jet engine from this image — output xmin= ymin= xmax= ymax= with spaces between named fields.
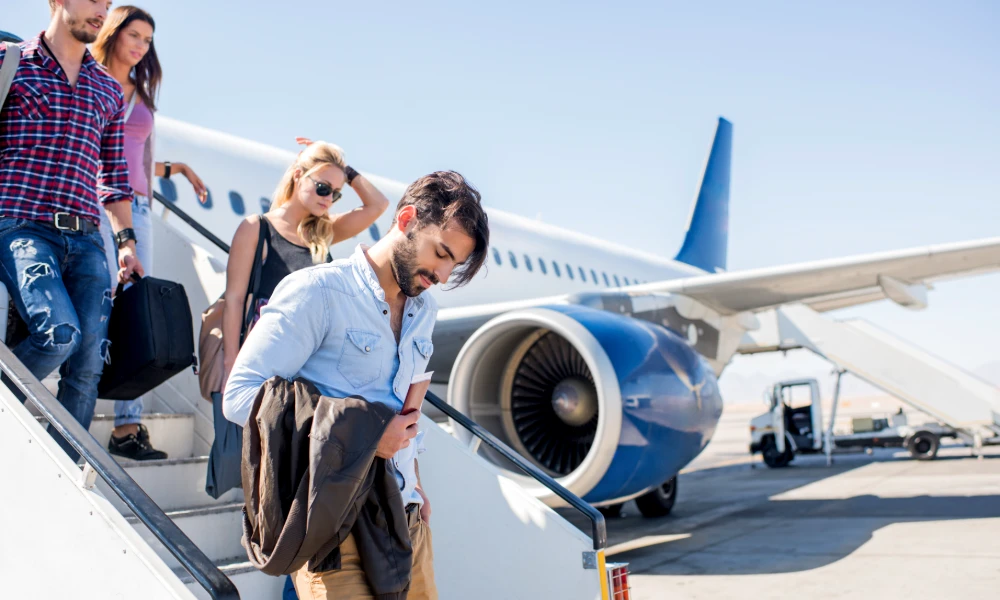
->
xmin=448 ymin=304 xmax=723 ymax=508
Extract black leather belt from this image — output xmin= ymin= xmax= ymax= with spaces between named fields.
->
xmin=48 ymin=212 xmax=100 ymax=234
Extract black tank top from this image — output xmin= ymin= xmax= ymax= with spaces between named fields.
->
xmin=250 ymin=216 xmax=331 ymax=326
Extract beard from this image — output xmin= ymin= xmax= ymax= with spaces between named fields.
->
xmin=66 ymin=16 xmax=101 ymax=44
xmin=390 ymin=231 xmax=438 ymax=298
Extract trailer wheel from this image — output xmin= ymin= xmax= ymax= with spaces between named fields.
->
xmin=636 ymin=477 xmax=678 ymax=518
xmin=761 ymin=437 xmax=793 ymax=468
xmin=908 ymin=431 xmax=939 ymax=460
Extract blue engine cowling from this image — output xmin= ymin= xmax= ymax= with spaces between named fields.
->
xmin=448 ymin=304 xmax=723 ymax=506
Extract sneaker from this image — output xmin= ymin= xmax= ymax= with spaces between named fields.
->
xmin=108 ymin=423 xmax=168 ymax=461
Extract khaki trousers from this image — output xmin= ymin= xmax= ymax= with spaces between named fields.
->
xmin=293 ymin=506 xmax=437 ymax=600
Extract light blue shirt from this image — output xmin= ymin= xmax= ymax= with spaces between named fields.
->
xmin=224 ymin=244 xmax=438 ymax=506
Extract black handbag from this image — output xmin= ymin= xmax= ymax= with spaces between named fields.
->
xmin=98 ymin=274 xmax=196 ymax=400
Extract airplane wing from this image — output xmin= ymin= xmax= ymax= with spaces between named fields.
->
xmin=630 ymin=236 xmax=1000 ymax=315
xmin=431 ymin=237 xmax=1000 ymax=369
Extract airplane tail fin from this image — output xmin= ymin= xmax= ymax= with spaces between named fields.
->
xmin=674 ymin=117 xmax=732 ymax=273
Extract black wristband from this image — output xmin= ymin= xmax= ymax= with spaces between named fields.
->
xmin=163 ymin=161 xmax=172 ymax=179
xmin=345 ymin=165 xmax=360 ymax=186
xmin=115 ymin=227 xmax=137 ymax=248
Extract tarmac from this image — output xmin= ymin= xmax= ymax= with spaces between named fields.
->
xmin=568 ymin=403 xmax=1000 ymax=599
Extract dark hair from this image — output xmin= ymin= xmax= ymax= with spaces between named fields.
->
xmin=92 ymin=6 xmax=161 ymax=111
xmin=396 ymin=171 xmax=490 ymax=288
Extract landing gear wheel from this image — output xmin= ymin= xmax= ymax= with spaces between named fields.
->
xmin=762 ymin=437 xmax=793 ymax=468
xmin=636 ymin=476 xmax=677 ymax=518
xmin=597 ymin=503 xmax=624 ymax=518
xmin=908 ymin=431 xmax=939 ymax=460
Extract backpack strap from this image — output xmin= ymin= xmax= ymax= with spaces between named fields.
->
xmin=0 ymin=42 xmax=22 ymax=113
xmin=239 ymin=215 xmax=270 ymax=347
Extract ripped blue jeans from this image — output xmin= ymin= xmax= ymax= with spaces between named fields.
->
xmin=0 ymin=218 xmax=113 ymax=461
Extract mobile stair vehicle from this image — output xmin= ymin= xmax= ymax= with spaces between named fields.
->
xmin=750 ymin=378 xmax=960 ymax=467
xmin=0 ymin=190 xmax=628 ymax=599
xmin=746 ymin=304 xmax=1000 ymax=467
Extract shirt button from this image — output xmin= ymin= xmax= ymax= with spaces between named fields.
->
xmin=365 ymin=346 xmax=371 ymax=352
xmin=408 ymin=313 xmax=413 ymax=318
xmin=383 ymin=310 xmax=388 ymax=315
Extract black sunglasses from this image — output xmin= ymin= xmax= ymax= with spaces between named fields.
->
xmin=307 ymin=175 xmax=342 ymax=204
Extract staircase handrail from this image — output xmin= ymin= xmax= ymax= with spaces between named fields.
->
xmin=0 ymin=344 xmax=240 ymax=600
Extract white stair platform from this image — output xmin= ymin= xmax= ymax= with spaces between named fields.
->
xmin=97 ymin=455 xmax=243 ymax=514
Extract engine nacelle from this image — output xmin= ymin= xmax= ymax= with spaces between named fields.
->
xmin=448 ymin=305 xmax=723 ymax=506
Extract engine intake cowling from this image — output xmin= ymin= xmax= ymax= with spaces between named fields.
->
xmin=448 ymin=305 xmax=722 ymax=506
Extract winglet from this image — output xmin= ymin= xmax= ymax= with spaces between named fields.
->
xmin=674 ymin=117 xmax=732 ymax=273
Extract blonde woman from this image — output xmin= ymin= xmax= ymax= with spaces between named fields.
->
xmin=222 ymin=140 xmax=389 ymax=386
xmin=205 ymin=140 xmax=389 ymax=501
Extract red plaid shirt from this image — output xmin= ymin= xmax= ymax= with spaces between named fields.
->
xmin=0 ymin=33 xmax=132 ymax=225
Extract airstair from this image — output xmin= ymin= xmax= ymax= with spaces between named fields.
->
xmin=0 ymin=196 xmax=617 ymax=599
xmin=773 ymin=303 xmax=1000 ymax=443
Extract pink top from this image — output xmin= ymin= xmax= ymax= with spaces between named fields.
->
xmin=123 ymin=97 xmax=154 ymax=197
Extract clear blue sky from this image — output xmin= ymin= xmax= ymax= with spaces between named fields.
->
xmin=7 ymin=1 xmax=999 ymax=396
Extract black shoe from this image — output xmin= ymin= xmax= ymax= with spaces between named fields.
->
xmin=108 ymin=423 xmax=168 ymax=461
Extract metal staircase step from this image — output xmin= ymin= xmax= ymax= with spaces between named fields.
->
xmin=177 ymin=558 xmax=285 ymax=600
xmin=125 ymin=502 xmax=245 ymax=570
xmin=36 ymin=412 xmax=195 ymax=459
xmin=96 ymin=456 xmax=243 ymax=514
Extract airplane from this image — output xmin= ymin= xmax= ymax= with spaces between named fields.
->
xmin=152 ymin=114 xmax=1000 ymax=519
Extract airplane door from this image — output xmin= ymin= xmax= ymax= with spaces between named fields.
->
xmin=770 ymin=385 xmax=786 ymax=453
xmin=808 ymin=380 xmax=824 ymax=450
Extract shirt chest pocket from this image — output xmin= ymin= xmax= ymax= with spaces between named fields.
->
xmin=338 ymin=329 xmax=383 ymax=388
xmin=14 ymin=81 xmax=55 ymax=121
xmin=412 ymin=337 xmax=433 ymax=374
xmin=9 ymin=81 xmax=62 ymax=146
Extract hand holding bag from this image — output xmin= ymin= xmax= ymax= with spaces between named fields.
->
xmin=98 ymin=274 xmax=196 ymax=399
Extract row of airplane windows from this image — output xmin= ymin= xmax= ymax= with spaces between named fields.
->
xmin=491 ymin=248 xmax=648 ymax=287
xmin=160 ymin=180 xmax=642 ymax=282
xmin=159 ymin=178 xmax=267 ymax=215
xmin=158 ymin=178 xmax=384 ymax=241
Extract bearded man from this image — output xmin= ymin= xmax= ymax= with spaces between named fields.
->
xmin=224 ymin=171 xmax=490 ymax=600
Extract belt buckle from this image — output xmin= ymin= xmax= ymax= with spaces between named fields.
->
xmin=54 ymin=212 xmax=80 ymax=232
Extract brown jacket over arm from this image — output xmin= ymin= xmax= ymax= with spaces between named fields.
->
xmin=241 ymin=377 xmax=413 ymax=599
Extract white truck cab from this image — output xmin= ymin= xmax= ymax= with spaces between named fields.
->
xmin=749 ymin=379 xmax=824 ymax=468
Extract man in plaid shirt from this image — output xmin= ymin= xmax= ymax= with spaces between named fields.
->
xmin=0 ymin=0 xmax=144 ymax=460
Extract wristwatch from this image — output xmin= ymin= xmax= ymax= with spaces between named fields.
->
xmin=345 ymin=165 xmax=360 ymax=186
xmin=163 ymin=161 xmax=172 ymax=179
xmin=115 ymin=227 xmax=137 ymax=248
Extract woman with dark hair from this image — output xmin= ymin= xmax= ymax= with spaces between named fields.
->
xmin=92 ymin=6 xmax=207 ymax=460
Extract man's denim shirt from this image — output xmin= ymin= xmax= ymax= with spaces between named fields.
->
xmin=224 ymin=245 xmax=437 ymax=506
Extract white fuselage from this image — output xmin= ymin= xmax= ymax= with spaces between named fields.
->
xmin=156 ymin=116 xmax=707 ymax=311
